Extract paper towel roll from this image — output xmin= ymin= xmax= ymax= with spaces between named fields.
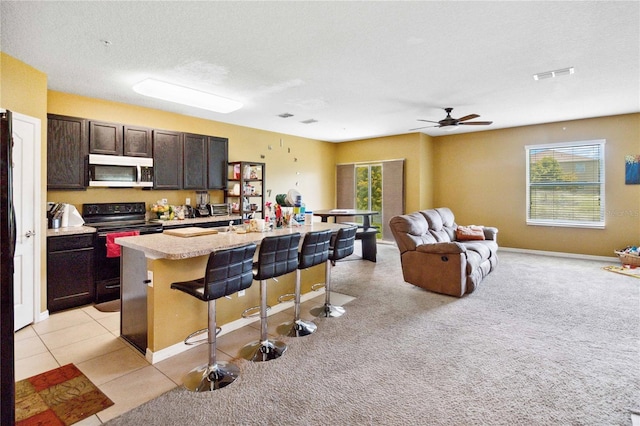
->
xmin=61 ymin=204 xmax=69 ymax=227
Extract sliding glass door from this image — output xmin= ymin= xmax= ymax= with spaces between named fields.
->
xmin=355 ymin=164 xmax=382 ymax=232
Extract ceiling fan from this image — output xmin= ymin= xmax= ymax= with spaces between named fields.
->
xmin=410 ymin=107 xmax=493 ymax=131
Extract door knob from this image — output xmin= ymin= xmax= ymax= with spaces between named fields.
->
xmin=25 ymin=230 xmax=35 ymax=238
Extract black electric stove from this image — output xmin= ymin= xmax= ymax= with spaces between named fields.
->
xmin=83 ymin=202 xmax=163 ymax=303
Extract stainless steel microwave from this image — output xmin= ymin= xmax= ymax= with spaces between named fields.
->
xmin=88 ymin=154 xmax=153 ymax=188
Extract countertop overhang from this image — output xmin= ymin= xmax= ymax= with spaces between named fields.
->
xmin=116 ymin=222 xmax=347 ymax=260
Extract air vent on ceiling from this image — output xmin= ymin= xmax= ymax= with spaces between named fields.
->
xmin=533 ymin=67 xmax=574 ymax=81
xmin=278 ymin=113 xmax=294 ymax=118
xmin=300 ymin=119 xmax=318 ymax=124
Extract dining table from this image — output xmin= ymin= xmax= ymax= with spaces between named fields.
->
xmin=313 ymin=209 xmax=379 ymax=262
xmin=312 ymin=209 xmax=379 ymax=229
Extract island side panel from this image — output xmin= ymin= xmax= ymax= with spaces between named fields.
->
xmin=121 ymin=246 xmax=150 ymax=353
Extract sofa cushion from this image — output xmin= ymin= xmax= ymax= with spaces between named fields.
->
xmin=462 ymin=241 xmax=492 ymax=260
xmin=435 ymin=207 xmax=456 ymax=227
xmin=389 ymin=213 xmax=437 ymax=253
xmin=420 ymin=210 xmax=452 ymax=242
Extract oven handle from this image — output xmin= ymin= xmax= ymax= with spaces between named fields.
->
xmin=136 ymin=164 xmax=141 ymax=185
xmin=96 ymin=228 xmax=163 ymax=237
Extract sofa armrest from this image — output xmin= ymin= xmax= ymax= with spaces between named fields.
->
xmin=483 ymin=227 xmax=498 ymax=241
xmin=417 ymin=242 xmax=467 ymax=254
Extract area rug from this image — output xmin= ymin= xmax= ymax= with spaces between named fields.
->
xmin=15 ymin=363 xmax=114 ymax=425
xmin=603 ymin=265 xmax=640 ymax=279
xmin=93 ymin=299 xmax=121 ymax=312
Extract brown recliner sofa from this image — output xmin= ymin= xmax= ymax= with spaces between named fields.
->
xmin=389 ymin=207 xmax=498 ymax=297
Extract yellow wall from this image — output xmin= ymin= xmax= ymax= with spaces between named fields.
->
xmin=47 ymin=91 xmax=337 ymax=214
xmin=335 ymin=114 xmax=640 ymax=257
xmin=0 ymin=53 xmax=49 ymax=312
xmin=432 ymin=114 xmax=640 ymax=257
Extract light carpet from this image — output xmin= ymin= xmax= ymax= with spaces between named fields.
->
xmin=107 ymin=245 xmax=639 ymax=425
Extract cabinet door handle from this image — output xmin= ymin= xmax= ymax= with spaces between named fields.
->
xmin=25 ymin=230 xmax=36 ymax=238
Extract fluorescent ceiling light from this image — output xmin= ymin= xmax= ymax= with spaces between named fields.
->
xmin=132 ymin=78 xmax=242 ymax=113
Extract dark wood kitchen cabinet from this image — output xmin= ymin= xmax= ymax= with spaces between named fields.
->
xmin=123 ymin=125 xmax=152 ymax=157
xmin=182 ymin=133 xmax=207 ymax=189
xmin=207 ymin=136 xmax=228 ymax=189
xmin=89 ymin=121 xmax=123 ymax=155
xmin=182 ymin=134 xmax=228 ymax=190
xmin=89 ymin=121 xmax=152 ymax=157
xmin=47 ymin=114 xmax=88 ymax=190
xmin=47 ymin=233 xmax=95 ymax=312
xmin=153 ymin=129 xmax=183 ymax=189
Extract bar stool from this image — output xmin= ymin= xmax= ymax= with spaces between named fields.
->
xmin=277 ymin=229 xmax=333 ymax=337
xmin=311 ymin=226 xmax=357 ymax=318
xmin=170 ymin=243 xmax=256 ymax=392
xmin=241 ymin=233 xmax=301 ymax=362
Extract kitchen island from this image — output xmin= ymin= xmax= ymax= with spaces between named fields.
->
xmin=115 ymin=222 xmax=346 ymax=363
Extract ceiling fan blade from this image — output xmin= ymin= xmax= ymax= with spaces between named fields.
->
xmin=459 ymin=121 xmax=493 ymax=125
xmin=409 ymin=125 xmax=437 ymax=131
xmin=457 ymin=114 xmax=480 ymax=122
xmin=416 ymin=119 xmax=441 ymax=124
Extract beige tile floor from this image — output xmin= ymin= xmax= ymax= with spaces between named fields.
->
xmin=14 ymin=292 xmax=354 ymax=424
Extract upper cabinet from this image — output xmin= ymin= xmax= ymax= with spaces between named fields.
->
xmin=89 ymin=121 xmax=152 ymax=157
xmin=153 ymin=130 xmax=183 ymax=190
xmin=182 ymin=133 xmax=207 ymax=189
xmin=89 ymin=121 xmax=123 ymax=156
xmin=47 ymin=114 xmax=88 ymax=190
xmin=123 ymin=125 xmax=152 ymax=157
xmin=181 ymin=134 xmax=229 ymax=190
xmin=46 ymin=113 xmax=228 ymax=191
xmin=207 ymin=137 xmax=228 ymax=190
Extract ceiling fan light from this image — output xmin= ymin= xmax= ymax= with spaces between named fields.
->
xmin=132 ymin=78 xmax=243 ymax=113
xmin=442 ymin=125 xmax=458 ymax=131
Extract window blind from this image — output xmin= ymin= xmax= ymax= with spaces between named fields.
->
xmin=526 ymin=140 xmax=605 ymax=228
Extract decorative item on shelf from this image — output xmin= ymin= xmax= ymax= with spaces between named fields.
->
xmin=243 ymin=165 xmax=252 ymax=179
xmin=233 ymin=163 xmax=241 ymax=180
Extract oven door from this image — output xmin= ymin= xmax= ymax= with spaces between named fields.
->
xmin=94 ymin=226 xmax=162 ymax=303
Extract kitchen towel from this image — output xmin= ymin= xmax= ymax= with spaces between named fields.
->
xmin=105 ymin=231 xmax=140 ymax=258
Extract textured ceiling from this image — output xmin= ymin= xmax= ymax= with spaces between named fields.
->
xmin=1 ymin=1 xmax=639 ymax=142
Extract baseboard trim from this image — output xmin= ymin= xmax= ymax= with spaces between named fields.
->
xmin=144 ymin=287 xmax=326 ymax=364
xmin=500 ymin=246 xmax=617 ymax=263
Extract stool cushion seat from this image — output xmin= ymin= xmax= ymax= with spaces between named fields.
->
xmin=253 ymin=233 xmax=301 ymax=280
xmin=299 ymin=229 xmax=332 ymax=269
xmin=171 ymin=244 xmax=257 ymax=302
xmin=330 ymin=226 xmax=358 ymax=262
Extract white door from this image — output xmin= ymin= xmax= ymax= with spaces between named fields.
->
xmin=12 ymin=112 xmax=41 ymax=331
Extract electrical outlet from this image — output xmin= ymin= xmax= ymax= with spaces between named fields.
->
xmin=238 ymin=290 xmax=246 ymax=297
xmin=186 ymin=198 xmax=191 ymax=205
xmin=161 ymin=198 xmax=168 ymax=204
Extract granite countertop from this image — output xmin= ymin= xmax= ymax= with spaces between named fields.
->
xmin=151 ymin=215 xmax=242 ymax=227
xmin=116 ymin=222 xmax=346 ymax=260
xmin=47 ymin=225 xmax=96 ymax=238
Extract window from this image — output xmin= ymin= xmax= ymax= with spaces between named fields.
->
xmin=526 ymin=140 xmax=605 ymax=228
xmin=355 ymin=164 xmax=382 ymax=222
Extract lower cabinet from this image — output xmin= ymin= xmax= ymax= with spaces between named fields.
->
xmin=47 ymin=234 xmax=95 ymax=313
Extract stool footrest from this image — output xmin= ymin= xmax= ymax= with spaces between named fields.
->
xmin=184 ymin=326 xmax=221 ymax=346
xmin=311 ymin=282 xmax=325 ymax=291
xmin=277 ymin=293 xmax=295 ymax=303
xmin=241 ymin=305 xmax=271 ymax=318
